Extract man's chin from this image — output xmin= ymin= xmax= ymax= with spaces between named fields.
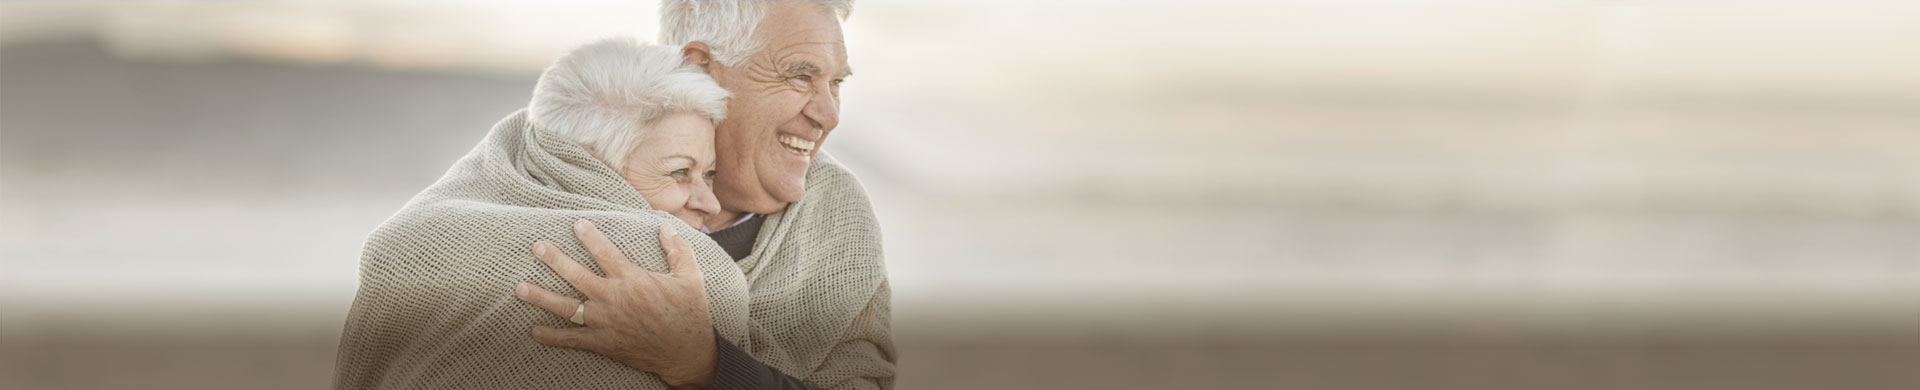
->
xmin=765 ymin=175 xmax=809 ymax=204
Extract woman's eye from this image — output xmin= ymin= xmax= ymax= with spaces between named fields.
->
xmin=703 ymin=170 xmax=719 ymax=182
xmin=671 ymin=168 xmax=689 ymax=179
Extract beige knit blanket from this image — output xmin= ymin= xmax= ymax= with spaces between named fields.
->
xmin=334 ymin=109 xmax=895 ymax=389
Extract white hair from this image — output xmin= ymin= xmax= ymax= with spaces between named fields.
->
xmin=658 ymin=0 xmax=854 ymax=67
xmin=528 ymin=37 xmax=731 ymax=172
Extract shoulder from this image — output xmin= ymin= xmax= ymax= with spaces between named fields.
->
xmin=791 ymin=153 xmax=881 ymax=239
xmin=799 ymin=151 xmax=875 ymax=211
xmin=785 ymin=152 xmax=884 ymax=256
xmin=359 ymin=199 xmax=510 ymax=264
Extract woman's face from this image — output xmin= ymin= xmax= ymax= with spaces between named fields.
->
xmin=618 ymin=111 xmax=723 ymax=230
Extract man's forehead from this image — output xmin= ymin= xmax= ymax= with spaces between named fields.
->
xmin=761 ymin=26 xmax=844 ymax=49
xmin=756 ymin=2 xmax=846 ymax=45
xmin=755 ymin=3 xmax=850 ymax=72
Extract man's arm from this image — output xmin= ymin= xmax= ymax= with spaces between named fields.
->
xmin=708 ymin=279 xmax=893 ymax=390
xmin=514 ymin=221 xmax=721 ymax=388
xmin=708 ymin=334 xmax=816 ymax=390
xmin=819 ymin=280 xmax=896 ymax=390
xmin=518 ymin=219 xmax=894 ymax=390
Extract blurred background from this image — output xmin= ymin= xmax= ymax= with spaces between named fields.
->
xmin=3 ymin=1 xmax=1918 ymax=389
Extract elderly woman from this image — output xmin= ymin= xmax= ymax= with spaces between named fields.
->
xmin=334 ymin=38 xmax=762 ymax=389
xmin=530 ymin=38 xmax=728 ymax=230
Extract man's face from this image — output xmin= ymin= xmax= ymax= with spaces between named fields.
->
xmin=704 ymin=2 xmax=849 ymax=215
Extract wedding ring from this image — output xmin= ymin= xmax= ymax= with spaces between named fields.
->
xmin=569 ymin=302 xmax=586 ymax=325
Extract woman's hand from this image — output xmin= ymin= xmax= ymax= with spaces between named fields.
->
xmin=515 ymin=219 xmax=718 ymax=389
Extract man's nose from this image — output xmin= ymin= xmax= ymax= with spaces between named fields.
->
xmin=803 ymin=87 xmax=839 ymax=132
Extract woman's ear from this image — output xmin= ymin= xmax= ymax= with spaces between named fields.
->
xmin=681 ymin=42 xmax=714 ymax=73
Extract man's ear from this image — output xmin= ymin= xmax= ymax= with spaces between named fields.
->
xmin=681 ymin=42 xmax=715 ymax=73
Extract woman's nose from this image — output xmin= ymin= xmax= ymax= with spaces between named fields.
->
xmin=686 ymin=181 xmax=721 ymax=216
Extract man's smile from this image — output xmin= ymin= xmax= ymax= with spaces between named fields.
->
xmin=777 ymin=133 xmax=818 ymax=156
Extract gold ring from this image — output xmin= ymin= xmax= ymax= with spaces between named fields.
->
xmin=569 ymin=302 xmax=586 ymax=325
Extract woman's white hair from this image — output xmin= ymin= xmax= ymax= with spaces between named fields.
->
xmin=528 ymin=37 xmax=730 ymax=172
xmin=659 ymin=0 xmax=854 ymax=67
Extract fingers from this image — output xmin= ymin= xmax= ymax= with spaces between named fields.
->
xmin=531 ymin=325 xmax=598 ymax=351
xmin=573 ymin=219 xmax=637 ymax=278
xmin=514 ymin=282 xmax=581 ymax=320
xmin=532 ymin=240 xmax=600 ymax=294
xmin=659 ymin=224 xmax=703 ymax=281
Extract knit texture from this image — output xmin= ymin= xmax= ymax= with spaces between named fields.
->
xmin=333 ymin=109 xmax=894 ymax=389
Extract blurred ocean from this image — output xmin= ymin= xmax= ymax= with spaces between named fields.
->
xmin=3 ymin=2 xmax=1918 ymax=389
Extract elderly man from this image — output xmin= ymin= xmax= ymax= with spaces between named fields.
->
xmin=510 ymin=2 xmax=890 ymax=390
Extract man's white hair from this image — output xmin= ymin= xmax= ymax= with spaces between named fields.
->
xmin=529 ymin=37 xmax=730 ymax=172
xmin=659 ymin=0 xmax=854 ymax=67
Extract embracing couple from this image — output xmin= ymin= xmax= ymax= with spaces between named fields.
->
xmin=333 ymin=2 xmax=891 ymax=390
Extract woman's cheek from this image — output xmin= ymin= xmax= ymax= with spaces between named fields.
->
xmin=667 ymin=185 xmax=693 ymax=212
xmin=650 ymin=187 xmax=674 ymax=213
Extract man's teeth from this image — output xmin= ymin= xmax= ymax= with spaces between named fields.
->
xmin=778 ymin=134 xmax=816 ymax=154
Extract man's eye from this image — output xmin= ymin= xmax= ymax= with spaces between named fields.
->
xmin=793 ymin=74 xmax=813 ymax=82
xmin=830 ymin=78 xmax=845 ymax=87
